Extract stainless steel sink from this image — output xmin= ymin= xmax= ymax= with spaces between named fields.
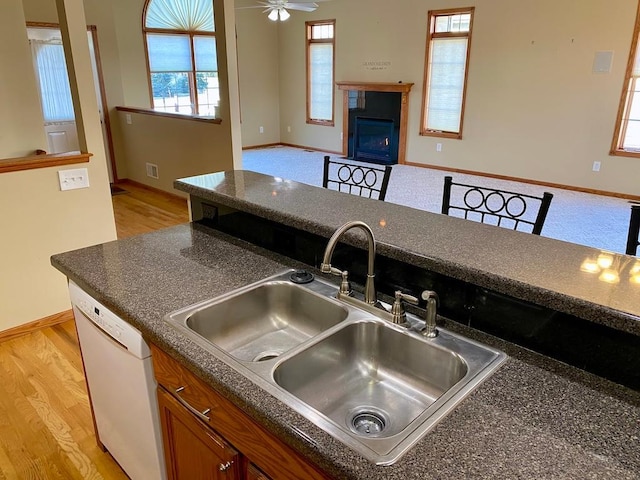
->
xmin=273 ymin=320 xmax=468 ymax=438
xmin=167 ymin=274 xmax=348 ymax=362
xmin=271 ymin=318 xmax=504 ymax=464
xmin=165 ymin=269 xmax=507 ymax=465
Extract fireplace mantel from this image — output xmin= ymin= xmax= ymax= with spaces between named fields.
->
xmin=336 ymin=81 xmax=414 ymax=93
xmin=336 ymin=81 xmax=414 ymax=164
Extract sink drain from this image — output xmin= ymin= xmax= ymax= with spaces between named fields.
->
xmin=348 ymin=408 xmax=389 ymax=437
xmin=252 ymin=350 xmax=282 ymax=362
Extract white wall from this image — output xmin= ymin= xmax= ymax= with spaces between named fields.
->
xmin=237 ymin=0 xmax=640 ymax=196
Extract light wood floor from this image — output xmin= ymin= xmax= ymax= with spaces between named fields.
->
xmin=111 ymin=180 xmax=190 ymax=238
xmin=0 ymin=182 xmax=189 ymax=479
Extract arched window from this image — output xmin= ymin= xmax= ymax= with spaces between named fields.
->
xmin=143 ymin=0 xmax=218 ymax=116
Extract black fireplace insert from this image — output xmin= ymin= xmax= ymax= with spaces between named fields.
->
xmin=354 ymin=117 xmax=396 ymax=164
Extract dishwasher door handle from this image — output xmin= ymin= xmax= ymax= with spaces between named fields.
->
xmin=174 ymin=386 xmax=211 ymax=422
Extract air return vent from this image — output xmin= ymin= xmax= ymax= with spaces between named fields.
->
xmin=146 ymin=163 xmax=159 ymax=179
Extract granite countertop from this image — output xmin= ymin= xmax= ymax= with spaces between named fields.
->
xmin=51 ymin=223 xmax=640 ymax=479
xmin=176 ymin=170 xmax=640 ymax=337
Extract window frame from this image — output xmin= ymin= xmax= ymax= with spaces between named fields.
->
xmin=306 ymin=19 xmax=336 ymax=126
xmin=142 ymin=0 xmax=218 ymax=117
xmin=611 ymin=2 xmax=640 ymax=158
xmin=420 ymin=7 xmax=475 ymax=140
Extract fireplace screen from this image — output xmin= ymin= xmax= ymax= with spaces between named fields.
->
xmin=354 ymin=117 xmax=395 ymax=163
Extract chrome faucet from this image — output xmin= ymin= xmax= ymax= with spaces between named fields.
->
xmin=320 ymin=221 xmax=378 ymax=305
xmin=421 ymin=290 xmax=439 ymax=337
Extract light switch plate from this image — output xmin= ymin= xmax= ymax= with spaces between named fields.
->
xmin=58 ymin=168 xmax=90 ymax=191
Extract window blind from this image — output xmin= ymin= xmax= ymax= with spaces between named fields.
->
xmin=31 ymin=42 xmax=75 ymax=123
xmin=309 ymin=43 xmax=333 ymax=121
xmin=426 ymin=38 xmax=468 ymax=133
xmin=194 ymin=36 xmax=217 ymax=71
xmin=147 ymin=34 xmax=192 ymax=72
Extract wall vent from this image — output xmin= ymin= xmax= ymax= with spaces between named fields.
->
xmin=146 ymin=162 xmax=159 ymax=179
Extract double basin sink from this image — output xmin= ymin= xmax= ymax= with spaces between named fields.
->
xmin=165 ymin=270 xmax=506 ymax=465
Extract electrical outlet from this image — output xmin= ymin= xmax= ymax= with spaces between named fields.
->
xmin=287 ymin=126 xmax=291 ymax=133
xmin=436 ymin=143 xmax=442 ymax=152
xmin=259 ymin=126 xmax=264 ymax=134
xmin=592 ymin=161 xmax=601 ymax=172
xmin=58 ymin=168 xmax=90 ymax=191
xmin=126 ymin=114 xmax=132 ymax=125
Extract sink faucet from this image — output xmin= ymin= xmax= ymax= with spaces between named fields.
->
xmin=320 ymin=221 xmax=378 ymax=306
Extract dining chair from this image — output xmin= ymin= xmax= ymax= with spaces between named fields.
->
xmin=441 ymin=176 xmax=553 ymax=235
xmin=322 ymin=156 xmax=392 ymax=201
xmin=625 ymin=205 xmax=640 ymax=256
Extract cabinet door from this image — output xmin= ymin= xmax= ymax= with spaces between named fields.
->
xmin=158 ymin=387 xmax=241 ymax=480
xmin=246 ymin=463 xmax=272 ymax=480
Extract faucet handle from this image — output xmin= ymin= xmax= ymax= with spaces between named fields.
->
xmin=320 ymin=263 xmax=343 ymax=276
xmin=391 ymin=291 xmax=418 ymax=325
xmin=339 ymin=270 xmax=354 ymax=297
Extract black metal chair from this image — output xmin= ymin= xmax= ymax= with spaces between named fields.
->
xmin=322 ymin=156 xmax=392 ymax=201
xmin=441 ymin=176 xmax=553 ymax=235
xmin=625 ymin=205 xmax=640 ymax=256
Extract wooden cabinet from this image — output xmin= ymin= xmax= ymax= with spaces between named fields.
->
xmin=151 ymin=344 xmax=330 ymax=480
xmin=158 ymin=387 xmax=241 ymax=479
xmin=246 ymin=463 xmax=272 ymax=480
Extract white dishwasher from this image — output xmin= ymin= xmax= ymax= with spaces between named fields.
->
xmin=69 ymin=280 xmax=167 ymax=480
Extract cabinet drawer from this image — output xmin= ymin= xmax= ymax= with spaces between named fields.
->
xmin=151 ymin=344 xmax=331 ymax=480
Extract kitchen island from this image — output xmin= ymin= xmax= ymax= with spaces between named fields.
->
xmin=52 ymin=170 xmax=640 ymax=479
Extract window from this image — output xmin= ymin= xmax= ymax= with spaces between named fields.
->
xmin=612 ymin=3 xmax=640 ymax=157
xmin=421 ymin=8 xmax=474 ymax=139
xmin=143 ymin=0 xmax=219 ymax=116
xmin=30 ymin=41 xmax=75 ymax=123
xmin=306 ymin=20 xmax=335 ymax=125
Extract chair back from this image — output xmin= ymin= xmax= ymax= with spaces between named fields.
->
xmin=625 ymin=205 xmax=640 ymax=256
xmin=322 ymin=156 xmax=392 ymax=201
xmin=441 ymin=176 xmax=553 ymax=235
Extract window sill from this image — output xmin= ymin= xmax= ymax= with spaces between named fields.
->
xmin=0 ymin=151 xmax=91 ymax=174
xmin=307 ymin=119 xmax=335 ymax=127
xmin=116 ymin=106 xmax=222 ymax=124
xmin=420 ymin=130 xmax=462 ymax=140
xmin=610 ymin=148 xmax=640 ymax=159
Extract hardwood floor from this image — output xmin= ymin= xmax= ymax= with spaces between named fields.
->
xmin=0 ymin=182 xmax=189 ymax=479
xmin=111 ymin=180 xmax=190 ymax=238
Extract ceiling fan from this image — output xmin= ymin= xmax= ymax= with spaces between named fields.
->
xmin=237 ymin=0 xmax=329 ymax=22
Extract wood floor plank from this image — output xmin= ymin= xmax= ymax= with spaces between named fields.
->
xmin=26 ymin=381 xmax=103 ymax=480
xmin=111 ymin=181 xmax=189 ymax=239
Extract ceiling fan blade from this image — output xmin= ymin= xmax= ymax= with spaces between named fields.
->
xmin=285 ymin=3 xmax=319 ymax=12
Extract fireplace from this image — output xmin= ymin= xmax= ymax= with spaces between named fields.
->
xmin=354 ymin=117 xmax=396 ymax=164
xmin=337 ymin=81 xmax=414 ymax=165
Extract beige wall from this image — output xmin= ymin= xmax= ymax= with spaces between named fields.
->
xmin=23 ymin=0 xmax=129 ymax=177
xmin=115 ymin=110 xmax=234 ymax=192
xmin=109 ymin=0 xmax=237 ymax=189
xmin=0 ymin=0 xmax=116 ymax=331
xmin=236 ymin=8 xmax=281 ymax=147
xmin=265 ymin=0 xmax=640 ymax=196
xmin=0 ymin=0 xmax=47 ymax=158
xmin=0 ymin=159 xmax=116 ymax=330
